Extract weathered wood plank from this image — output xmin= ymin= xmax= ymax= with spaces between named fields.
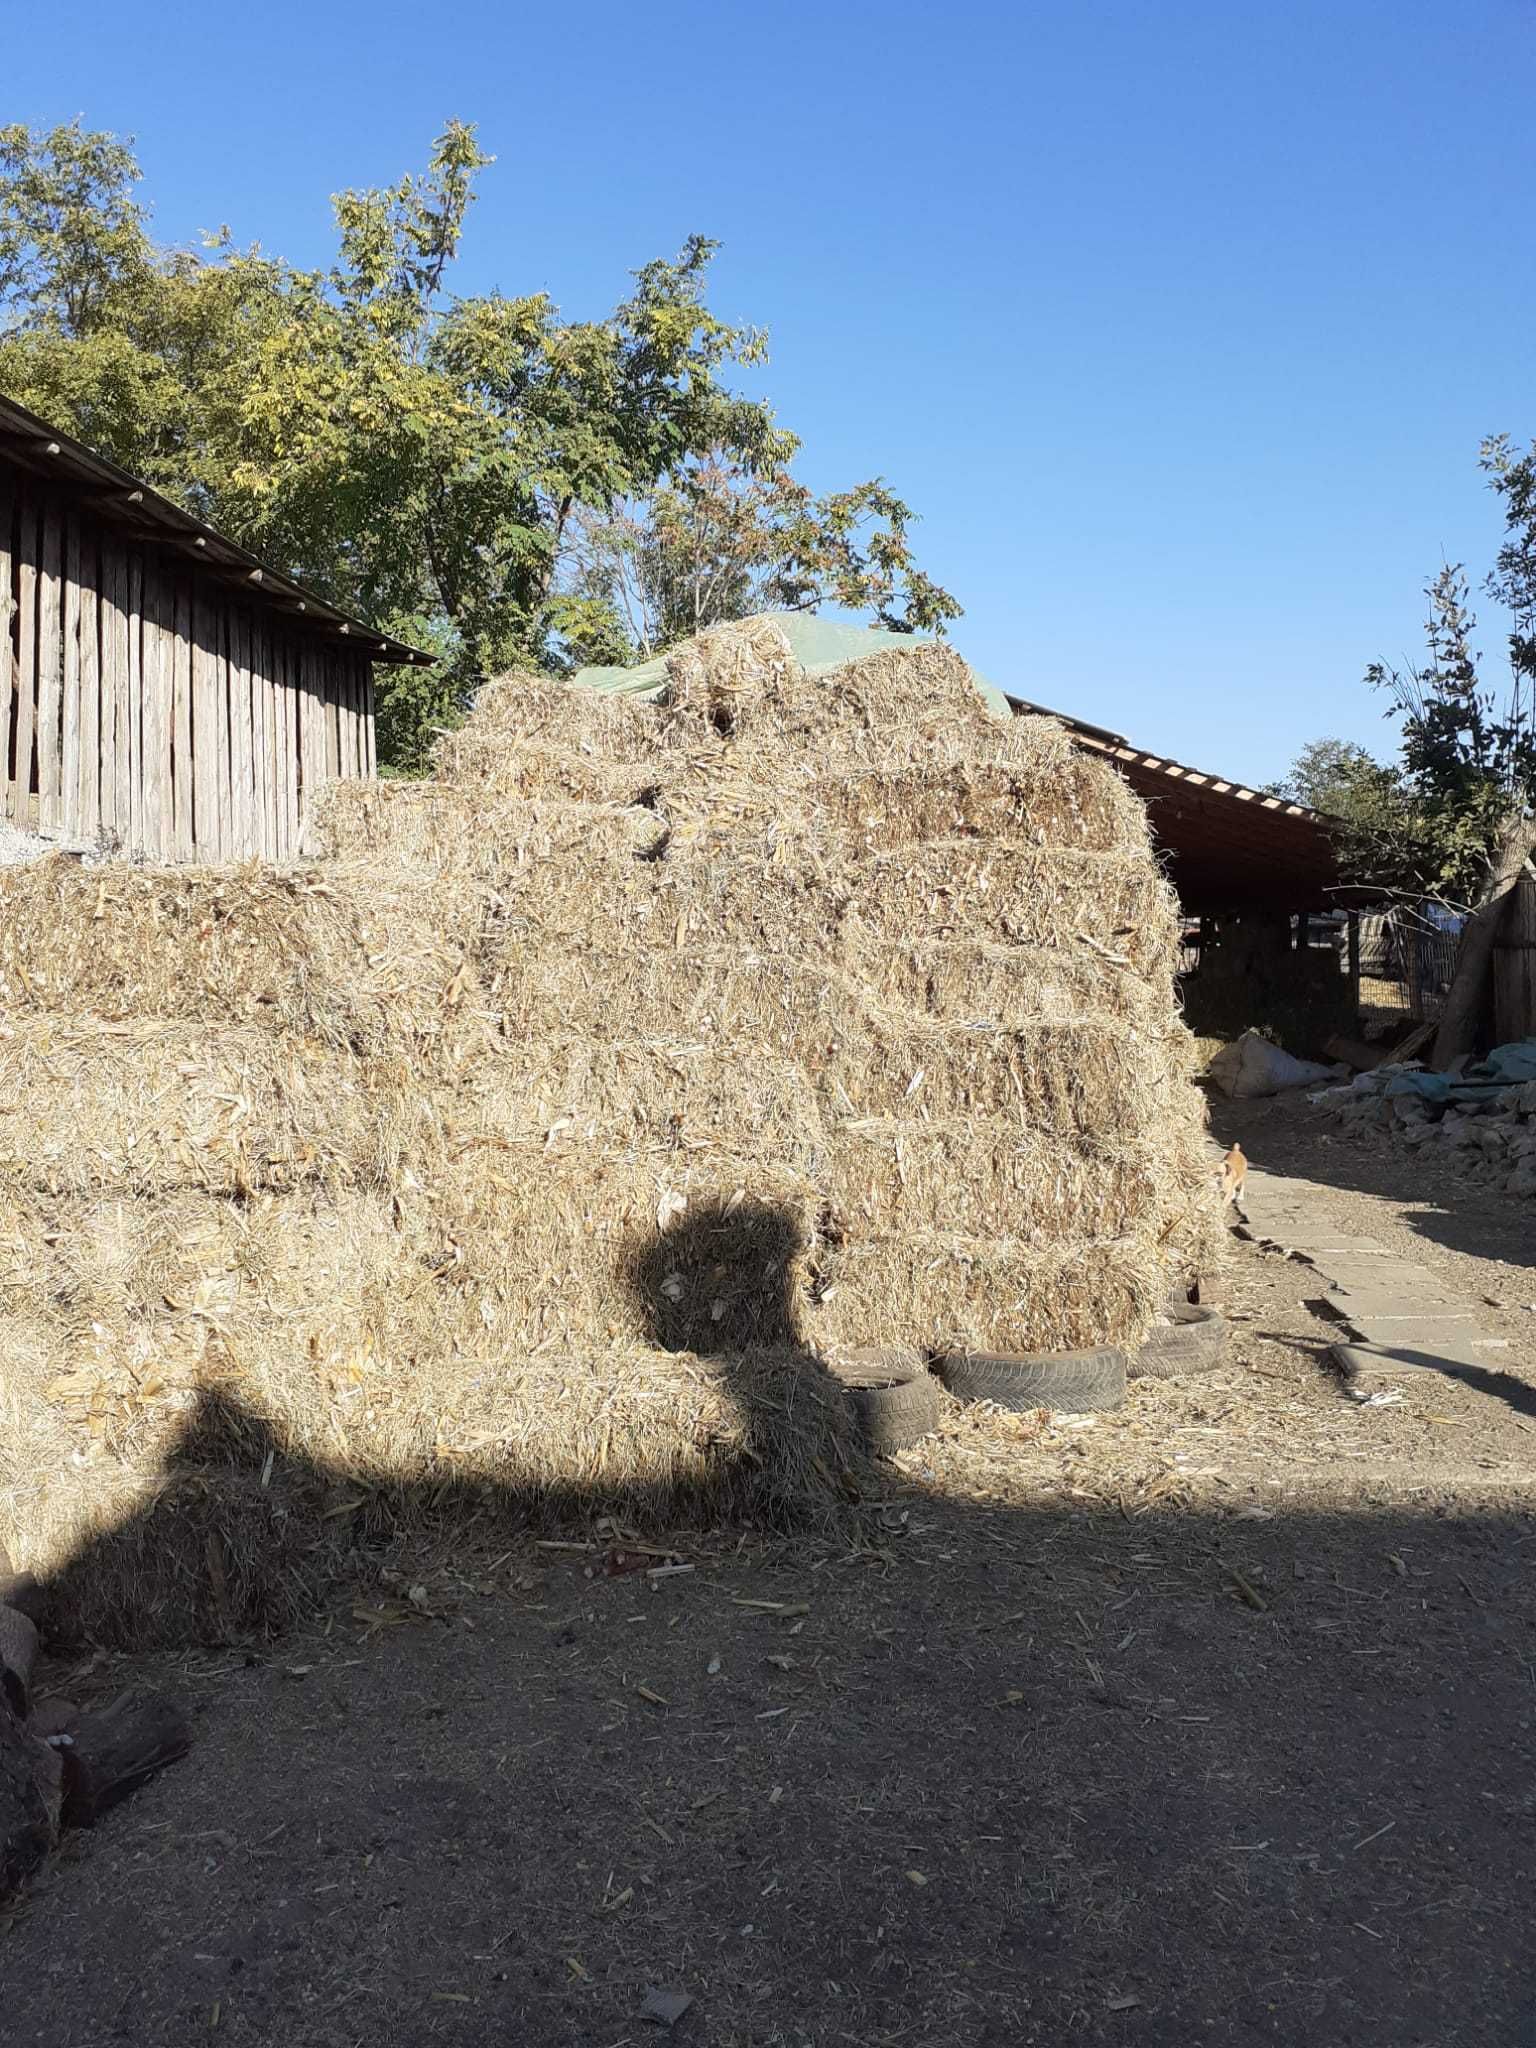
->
xmin=280 ymin=635 xmax=299 ymax=858
xmin=142 ymin=566 xmax=173 ymax=862
xmin=254 ymin=616 xmax=276 ymax=860
xmin=12 ymin=492 xmax=37 ymax=827
xmin=225 ymin=608 xmax=248 ymax=859
xmin=100 ymin=542 xmax=131 ymax=841
xmin=60 ymin=512 xmax=82 ymax=840
xmin=75 ymin=526 xmax=100 ymax=838
xmin=363 ymin=661 xmax=376 ymax=777
xmin=209 ymin=609 xmax=229 ymax=859
xmin=298 ymin=643 xmax=323 ymax=852
xmin=191 ymin=590 xmax=220 ymax=860
xmin=171 ymin=579 xmax=193 ymax=860
xmin=0 ymin=471 xmax=15 ymax=820
xmin=35 ymin=497 xmax=63 ymax=834
xmin=255 ymin=613 xmax=270 ymax=859
xmin=125 ymin=551 xmax=145 ymax=853
xmin=329 ymin=655 xmax=344 ymax=782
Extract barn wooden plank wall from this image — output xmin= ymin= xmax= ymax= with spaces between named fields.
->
xmin=2 ymin=478 xmax=374 ymax=863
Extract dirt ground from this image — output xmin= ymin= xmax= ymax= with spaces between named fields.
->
xmin=5 ymin=1094 xmax=1536 ymax=2047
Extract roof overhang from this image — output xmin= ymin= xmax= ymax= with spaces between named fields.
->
xmin=1008 ymin=694 xmax=1345 ymax=914
xmin=0 ymin=393 xmax=433 ymax=667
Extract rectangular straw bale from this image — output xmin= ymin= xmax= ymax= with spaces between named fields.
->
xmin=816 ymin=1015 xmax=1180 ymax=1133
xmin=0 ymin=857 xmax=491 ymax=1053
xmin=810 ymin=1231 xmax=1164 ymax=1355
xmin=443 ymin=1037 xmax=828 ymax=1170
xmin=826 ymin=1121 xmax=1163 ymax=1239
xmin=0 ymin=1019 xmax=422 ymax=1197
xmin=844 ymin=934 xmax=1165 ymax=1029
xmin=319 ymin=780 xmax=664 ymax=874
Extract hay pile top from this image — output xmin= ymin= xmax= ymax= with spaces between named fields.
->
xmin=0 ymin=616 xmax=1220 ymax=1644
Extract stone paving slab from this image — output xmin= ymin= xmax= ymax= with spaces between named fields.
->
xmin=1324 ymin=1288 xmax=1475 ymax=1323
xmin=1336 ymin=1324 xmax=1492 ymax=1369
xmin=1333 ymin=1333 xmax=1500 ymax=1379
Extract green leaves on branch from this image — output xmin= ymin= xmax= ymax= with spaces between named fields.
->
xmin=0 ymin=119 xmax=959 ymax=770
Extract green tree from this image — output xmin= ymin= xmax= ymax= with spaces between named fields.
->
xmin=562 ymin=451 xmax=961 ymax=663
xmin=1340 ymin=557 xmax=1536 ymax=1061
xmin=1269 ymin=737 xmax=1390 ymax=815
xmin=0 ymin=120 xmax=959 ymax=769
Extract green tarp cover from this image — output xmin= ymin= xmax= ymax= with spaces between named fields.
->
xmin=570 ymin=612 xmax=1012 ymax=721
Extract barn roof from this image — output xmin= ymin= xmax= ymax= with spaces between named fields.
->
xmin=0 ymin=393 xmax=432 ymax=667
xmin=1006 ymin=694 xmax=1340 ymax=914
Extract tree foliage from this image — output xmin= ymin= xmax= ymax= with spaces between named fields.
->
xmin=560 ymin=452 xmax=962 ymax=664
xmin=0 ymin=119 xmax=958 ymax=768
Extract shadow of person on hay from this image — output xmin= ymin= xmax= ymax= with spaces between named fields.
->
xmin=33 ymin=1199 xmax=865 ymax=1652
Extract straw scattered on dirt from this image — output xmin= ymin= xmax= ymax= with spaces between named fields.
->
xmin=0 ymin=617 xmax=1221 ymax=1643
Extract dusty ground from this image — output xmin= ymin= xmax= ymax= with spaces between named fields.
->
xmin=5 ymin=1094 xmax=1536 ymax=2047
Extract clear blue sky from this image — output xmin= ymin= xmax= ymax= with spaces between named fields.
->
xmin=8 ymin=0 xmax=1535 ymax=785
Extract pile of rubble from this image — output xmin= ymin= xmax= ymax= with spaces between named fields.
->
xmin=1316 ymin=1040 xmax=1536 ymax=1198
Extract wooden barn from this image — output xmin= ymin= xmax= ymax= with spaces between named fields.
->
xmin=0 ymin=396 xmax=431 ymax=863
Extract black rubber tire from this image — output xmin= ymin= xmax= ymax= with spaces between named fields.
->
xmin=1129 ymin=1303 xmax=1227 ymax=1380
xmin=826 ymin=1348 xmax=941 ymax=1453
xmin=937 ymin=1346 xmax=1127 ymax=1414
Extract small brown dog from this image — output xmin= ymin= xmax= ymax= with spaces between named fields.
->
xmin=1215 ymin=1142 xmax=1248 ymax=1212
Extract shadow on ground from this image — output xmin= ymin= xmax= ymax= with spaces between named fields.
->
xmin=7 ymin=1204 xmax=1536 ymax=2047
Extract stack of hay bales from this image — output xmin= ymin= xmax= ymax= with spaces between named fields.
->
xmin=0 ymin=618 xmax=1220 ymax=1644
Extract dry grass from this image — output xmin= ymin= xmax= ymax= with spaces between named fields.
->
xmin=0 ymin=615 xmax=1222 ymax=1643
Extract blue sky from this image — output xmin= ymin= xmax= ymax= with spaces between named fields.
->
xmin=8 ymin=0 xmax=1535 ymax=784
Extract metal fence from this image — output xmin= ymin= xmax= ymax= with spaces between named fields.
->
xmin=1357 ymin=909 xmax=1460 ymax=1022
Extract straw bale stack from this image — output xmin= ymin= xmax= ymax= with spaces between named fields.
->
xmin=0 ymin=615 xmax=1220 ymax=1644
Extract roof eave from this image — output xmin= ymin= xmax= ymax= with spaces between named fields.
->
xmin=0 ymin=393 xmax=434 ymax=667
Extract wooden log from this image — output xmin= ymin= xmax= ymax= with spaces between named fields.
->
xmin=13 ymin=491 xmax=36 ymax=827
xmin=35 ymin=496 xmax=62 ymax=833
xmin=60 ymin=1690 xmax=191 ymax=1827
xmin=75 ymin=523 xmax=101 ymax=838
xmin=0 ymin=1607 xmax=39 ymax=1720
